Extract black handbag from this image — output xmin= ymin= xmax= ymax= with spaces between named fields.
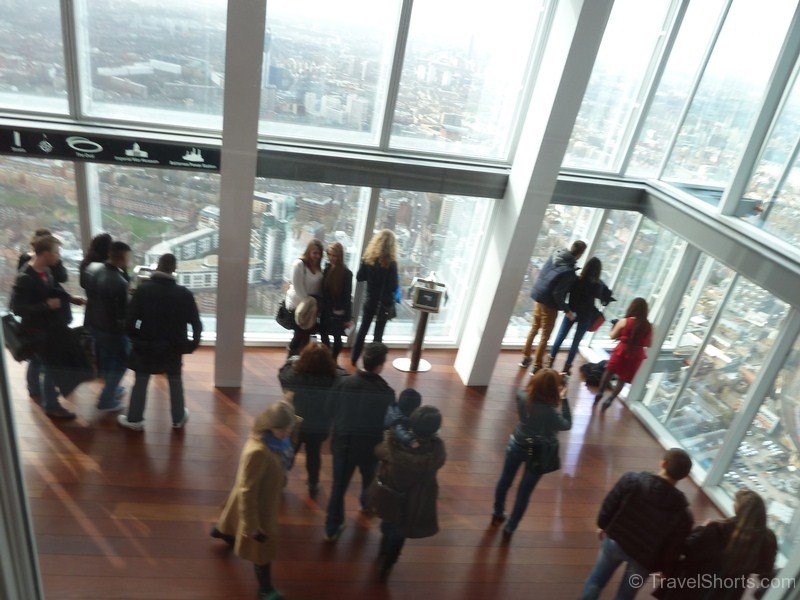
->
xmin=276 ymin=301 xmax=295 ymax=330
xmin=525 ymin=435 xmax=561 ymax=474
xmin=2 ymin=313 xmax=34 ymax=362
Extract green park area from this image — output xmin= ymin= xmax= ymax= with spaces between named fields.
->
xmin=4 ymin=192 xmax=41 ymax=208
xmin=100 ymin=209 xmax=171 ymax=241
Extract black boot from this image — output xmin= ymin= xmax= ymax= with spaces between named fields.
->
xmin=210 ymin=527 xmax=235 ymax=547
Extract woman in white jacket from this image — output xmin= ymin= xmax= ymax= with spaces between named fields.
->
xmin=285 ymin=239 xmax=324 ymax=357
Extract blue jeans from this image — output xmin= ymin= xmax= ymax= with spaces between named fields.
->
xmin=94 ymin=330 xmax=129 ymax=408
xmin=126 ymin=366 xmax=184 ymax=424
xmin=493 ymin=437 xmax=543 ymax=532
xmin=28 ymin=355 xmax=59 ymax=410
xmin=580 ymin=536 xmax=650 ymax=600
xmin=325 ymin=435 xmax=379 ymax=536
xmin=549 ymin=316 xmax=590 ymax=369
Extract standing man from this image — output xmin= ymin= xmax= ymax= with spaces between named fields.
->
xmin=520 ymin=240 xmax=586 ymax=374
xmin=118 ymin=253 xmax=202 ymax=431
xmin=324 ymin=342 xmax=394 ymax=542
xmin=84 ymin=241 xmax=132 ymax=411
xmin=11 ymin=234 xmax=87 ymax=419
xmin=579 ymin=448 xmax=694 ymax=600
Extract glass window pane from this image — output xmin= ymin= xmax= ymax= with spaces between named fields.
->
xmin=93 ymin=165 xmax=220 ymax=330
xmin=661 ymin=0 xmax=796 ymax=191
xmin=591 ymin=209 xmax=640 ymax=288
xmin=504 ymin=205 xmax=597 ymax=342
xmin=389 ymin=0 xmax=546 ymax=160
xmin=662 ymin=277 xmax=789 ymax=472
xmin=376 ymin=191 xmax=494 ymax=340
xmin=244 ymin=180 xmax=371 ymax=338
xmin=721 ymin=338 xmax=800 ymax=555
xmin=642 ymin=256 xmax=735 ymax=421
xmin=258 ymin=0 xmax=401 ymax=145
xmin=563 ymin=0 xmax=671 ymax=172
xmin=0 ymin=157 xmax=80 ymax=305
xmin=80 ymin=0 xmax=227 ymax=128
xmin=0 ymin=0 xmax=68 ymax=113
xmin=626 ymin=0 xmax=728 ymax=178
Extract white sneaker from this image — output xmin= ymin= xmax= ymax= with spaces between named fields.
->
xmin=172 ymin=408 xmax=190 ymax=429
xmin=117 ymin=414 xmax=145 ymax=431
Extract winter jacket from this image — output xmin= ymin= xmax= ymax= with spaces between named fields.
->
xmin=567 ymin=278 xmax=614 ymax=325
xmin=356 ymin=260 xmax=398 ymax=311
xmin=374 ymin=429 xmax=446 ymax=538
xmin=330 ymin=369 xmax=394 ymax=453
xmin=83 ymin=262 xmax=129 ymax=334
xmin=277 ymin=361 xmax=338 ymax=434
xmin=511 ymin=390 xmax=572 ymax=447
xmin=530 ymin=248 xmax=579 ymax=310
xmin=321 ymin=264 xmax=353 ymax=321
xmin=10 ymin=265 xmax=71 ymax=336
xmin=599 ymin=471 xmax=694 ymax=574
xmin=125 ymin=272 xmax=202 ymax=373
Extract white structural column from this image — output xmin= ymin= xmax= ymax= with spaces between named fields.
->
xmin=214 ymin=0 xmax=267 ymax=387
xmin=454 ymin=0 xmax=615 ymax=386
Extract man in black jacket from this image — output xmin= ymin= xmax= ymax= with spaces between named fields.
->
xmin=11 ymin=234 xmax=87 ymax=419
xmin=579 ymin=448 xmax=694 ymax=600
xmin=520 ymin=240 xmax=585 ymax=374
xmin=324 ymin=342 xmax=395 ymax=541
xmin=84 ymin=241 xmax=132 ymax=411
xmin=118 ymin=253 xmax=202 ymax=431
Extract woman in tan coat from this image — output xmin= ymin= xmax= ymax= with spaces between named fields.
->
xmin=211 ymin=401 xmax=295 ymax=600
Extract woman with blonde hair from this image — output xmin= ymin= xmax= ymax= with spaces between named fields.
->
xmin=211 ymin=401 xmax=296 ymax=600
xmin=350 ymin=229 xmax=398 ymax=366
xmin=320 ymin=241 xmax=353 ymax=361
xmin=492 ymin=368 xmax=572 ymax=536
xmin=285 ymin=239 xmax=324 ymax=357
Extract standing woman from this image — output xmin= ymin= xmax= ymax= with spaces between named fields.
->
xmin=211 ymin=401 xmax=295 ymax=600
xmin=79 ymin=232 xmax=113 ymax=290
xmin=285 ymin=239 xmax=324 ymax=357
xmin=373 ymin=406 xmax=446 ymax=580
xmin=656 ymin=489 xmax=777 ymax=599
xmin=492 ymin=369 xmax=572 ymax=537
xmin=277 ymin=342 xmax=339 ymax=498
xmin=320 ymin=242 xmax=353 ymax=361
xmin=548 ymin=257 xmax=613 ymax=374
xmin=595 ymin=297 xmax=653 ymax=411
xmin=350 ymin=229 xmax=398 ymax=367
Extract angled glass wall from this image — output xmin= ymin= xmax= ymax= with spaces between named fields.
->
xmin=0 ymin=0 xmax=68 ymax=114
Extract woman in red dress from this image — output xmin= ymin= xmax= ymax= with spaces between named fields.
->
xmin=594 ymin=297 xmax=652 ymax=411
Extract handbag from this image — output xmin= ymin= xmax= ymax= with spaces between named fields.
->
xmin=525 ymin=435 xmax=561 ymax=474
xmin=2 ymin=313 xmax=34 ymax=362
xmin=276 ymin=301 xmax=295 ymax=330
xmin=589 ymin=308 xmax=605 ymax=332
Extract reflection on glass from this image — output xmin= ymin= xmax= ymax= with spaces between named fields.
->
xmin=721 ymin=340 xmax=800 ymax=556
xmin=94 ymin=165 xmax=220 ymax=322
xmin=0 ymin=157 xmax=79 ymax=304
xmin=374 ymin=191 xmax=493 ymax=340
xmin=591 ymin=209 xmax=640 ymax=289
xmin=642 ymin=256 xmax=735 ymax=420
xmin=563 ymin=0 xmax=671 ymax=172
xmin=664 ymin=277 xmax=789 ymax=471
xmin=390 ymin=0 xmax=545 ymax=160
xmin=594 ymin=217 xmax=685 ymax=343
xmin=259 ymin=0 xmax=400 ymax=145
xmin=81 ymin=0 xmax=227 ymax=127
xmin=626 ymin=0 xmax=728 ymax=178
xmin=0 ymin=0 xmax=67 ymax=112
xmin=504 ymin=205 xmax=596 ymax=341
xmin=244 ymin=180 xmax=371 ymax=337
xmin=662 ymin=0 xmax=796 ymax=190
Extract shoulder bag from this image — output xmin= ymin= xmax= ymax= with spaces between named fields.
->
xmin=2 ymin=313 xmax=34 ymax=362
xmin=525 ymin=435 xmax=561 ymax=474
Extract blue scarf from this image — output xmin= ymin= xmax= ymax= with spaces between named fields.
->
xmin=262 ymin=431 xmax=294 ymax=472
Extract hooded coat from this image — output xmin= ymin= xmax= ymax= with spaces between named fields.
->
xmin=374 ymin=430 xmax=446 ymax=539
xmin=530 ymin=248 xmax=579 ymax=310
xmin=599 ymin=471 xmax=694 ymax=575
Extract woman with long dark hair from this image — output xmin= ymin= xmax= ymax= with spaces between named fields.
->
xmin=548 ymin=257 xmax=613 ymax=374
xmin=656 ymin=489 xmax=777 ymax=599
xmin=350 ymin=229 xmax=398 ymax=367
xmin=278 ymin=342 xmax=339 ymax=498
xmin=492 ymin=368 xmax=572 ymax=536
xmin=79 ymin=232 xmax=113 ymax=289
xmin=285 ymin=239 xmax=324 ymax=357
xmin=320 ymin=242 xmax=353 ymax=361
xmin=595 ymin=297 xmax=652 ymax=411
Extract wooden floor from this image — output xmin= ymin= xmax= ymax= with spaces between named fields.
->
xmin=7 ymin=348 xmax=722 ymax=600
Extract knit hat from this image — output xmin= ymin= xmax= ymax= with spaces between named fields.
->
xmin=409 ymin=405 xmax=441 ymax=439
xmin=398 ymin=388 xmax=422 ymax=417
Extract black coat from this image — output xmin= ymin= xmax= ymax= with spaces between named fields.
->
xmin=356 ymin=260 xmax=397 ymax=311
xmin=321 ymin=265 xmax=353 ymax=321
xmin=599 ymin=471 xmax=693 ymax=575
xmin=278 ymin=361 xmax=339 ymax=434
xmin=567 ymin=278 xmax=613 ymax=325
xmin=83 ymin=262 xmax=129 ymax=334
xmin=330 ymin=370 xmax=394 ymax=453
xmin=125 ymin=273 xmax=202 ymax=374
